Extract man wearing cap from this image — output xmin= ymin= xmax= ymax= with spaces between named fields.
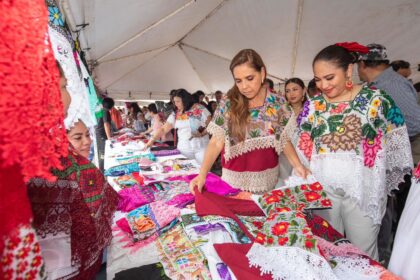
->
xmin=358 ymin=43 xmax=419 ymax=264
xmin=358 ymin=43 xmax=420 ymax=164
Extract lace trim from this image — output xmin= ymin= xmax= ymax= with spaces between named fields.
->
xmin=332 ymin=256 xmax=383 ymax=280
xmin=207 ymin=115 xmax=297 ymax=161
xmin=221 ymin=165 xmax=279 ymax=193
xmin=309 ymin=131 xmax=412 ymax=225
xmin=385 ymin=126 xmax=413 ymax=192
xmin=247 ymin=243 xmax=337 ymax=280
xmin=206 ymin=121 xmax=225 ymax=141
xmin=49 ymin=27 xmax=95 ymax=129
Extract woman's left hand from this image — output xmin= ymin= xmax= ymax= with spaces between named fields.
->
xmin=294 ymin=164 xmax=311 ymax=179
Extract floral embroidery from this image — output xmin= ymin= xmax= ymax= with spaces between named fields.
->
xmin=321 ymin=115 xmax=362 ymax=152
xmin=298 ymin=86 xmax=406 ymax=161
xmin=297 ymin=132 xmax=313 ymax=160
xmin=297 ymin=100 xmax=310 ymax=126
xmin=48 ymin=6 xmax=64 ymax=26
xmin=363 ymin=130 xmax=383 ymax=168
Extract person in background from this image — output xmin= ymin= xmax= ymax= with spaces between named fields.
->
xmin=145 ymin=89 xmax=211 ymax=164
xmin=390 ymin=60 xmax=412 ymax=79
xmin=307 ymin=78 xmax=320 ymax=98
xmin=284 ymin=78 xmax=308 ymax=116
xmin=110 ymin=107 xmax=123 ymax=130
xmin=264 ymin=78 xmax=275 ymax=93
xmin=357 ymin=43 xmax=420 ymax=263
xmin=215 ymin=90 xmax=223 ymax=104
xmin=140 ymin=103 xmax=174 ymax=145
xmin=142 ymin=106 xmax=151 ymax=127
xmin=190 ymin=49 xmax=310 ymax=193
xmin=102 ymin=97 xmax=114 ymax=140
xmin=207 ymin=101 xmax=218 ymax=116
xmin=296 ymin=43 xmax=413 ymax=259
xmin=67 ymin=120 xmax=92 ymax=159
xmin=194 ymin=90 xmax=208 ymax=107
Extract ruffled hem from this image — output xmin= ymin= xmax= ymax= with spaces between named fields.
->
xmin=221 ymin=165 xmax=279 ymax=193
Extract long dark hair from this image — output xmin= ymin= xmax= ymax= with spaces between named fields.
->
xmin=129 ymin=102 xmax=141 ymax=119
xmin=228 ymin=49 xmax=266 ymax=142
xmin=173 ymin=88 xmax=194 ymax=113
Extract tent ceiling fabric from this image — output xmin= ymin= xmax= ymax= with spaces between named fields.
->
xmin=65 ymin=0 xmax=420 ymax=101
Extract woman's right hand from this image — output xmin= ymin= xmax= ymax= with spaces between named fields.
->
xmin=189 ymin=174 xmax=206 ymax=194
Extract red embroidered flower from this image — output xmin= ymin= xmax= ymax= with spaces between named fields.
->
xmin=17 ymin=261 xmax=28 ymax=273
xmin=2 ymin=253 xmax=14 ymax=266
xmin=4 ymin=269 xmax=14 ymax=279
xmin=7 ymin=236 xmax=21 ymax=250
xmin=271 ymin=222 xmax=290 ymax=236
xmin=26 ymin=270 xmax=39 ymax=279
xmin=271 ymin=190 xmax=284 ymax=197
xmin=255 ymin=233 xmax=266 ymax=244
xmin=23 ymin=233 xmax=35 ymax=245
xmin=264 ymin=194 xmax=280 ymax=204
xmin=305 ymin=239 xmax=315 ymax=249
xmin=335 ymin=42 xmax=369 ymax=53
xmin=275 ymin=207 xmax=291 ymax=213
xmin=297 ymin=203 xmax=305 ymax=211
xmin=267 ymin=237 xmax=274 ymax=245
xmin=309 ymin=182 xmax=322 ymax=191
xmin=278 ymin=237 xmax=289 ymax=246
xmin=302 ymin=227 xmax=311 ymax=234
xmin=321 ymin=199 xmax=332 ymax=207
xmin=300 ymin=184 xmax=308 ymax=191
xmin=304 ymin=191 xmax=321 ymax=202
xmin=31 ymin=256 xmax=43 ymax=268
xmin=298 ymin=132 xmax=313 ymax=161
xmin=252 ymin=221 xmax=263 ymax=229
xmin=285 ymin=189 xmax=292 ymax=196
xmin=17 ymin=247 xmax=30 ymax=259
xmin=32 ymin=243 xmax=40 ymax=254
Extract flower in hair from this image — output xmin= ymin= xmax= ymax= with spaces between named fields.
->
xmin=335 ymin=42 xmax=369 ymax=54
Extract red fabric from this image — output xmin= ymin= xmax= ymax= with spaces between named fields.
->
xmin=214 ymin=243 xmax=272 ymax=280
xmin=222 ymin=148 xmax=278 ymax=172
xmin=194 ymin=188 xmax=264 ymax=240
xmin=1 ymin=0 xmax=68 ymax=278
xmin=111 ymin=108 xmax=123 ymax=129
xmin=27 ymin=146 xmax=118 ymax=279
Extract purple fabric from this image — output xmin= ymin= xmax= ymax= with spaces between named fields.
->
xmin=117 ymin=187 xmax=150 ymax=212
xmin=216 ymin=263 xmax=233 ymax=280
xmin=193 ymin=223 xmax=226 ymax=235
xmin=169 ymin=173 xmax=240 ymax=196
xmin=166 ymin=193 xmax=195 ymax=208
xmin=152 ymin=149 xmax=181 ymax=157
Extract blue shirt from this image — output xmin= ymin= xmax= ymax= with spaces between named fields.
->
xmin=370 ymin=67 xmax=420 ymax=137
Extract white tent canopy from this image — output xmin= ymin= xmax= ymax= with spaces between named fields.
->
xmin=62 ymin=0 xmax=420 ymax=101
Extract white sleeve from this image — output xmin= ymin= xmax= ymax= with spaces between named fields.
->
xmin=166 ymin=112 xmax=176 ymax=126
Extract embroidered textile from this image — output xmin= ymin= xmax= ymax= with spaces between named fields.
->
xmin=170 ymin=173 xmax=240 ymax=196
xmin=297 ymin=86 xmax=413 ymax=223
xmin=157 ymin=224 xmax=212 ymax=280
xmin=207 ymin=92 xmax=296 ymax=192
xmin=126 ymin=201 xmax=180 ymax=242
xmin=28 ymin=146 xmax=118 ymax=279
xmin=105 ymin=162 xmax=140 ymax=176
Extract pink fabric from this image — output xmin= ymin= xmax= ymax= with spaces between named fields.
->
xmin=166 ymin=193 xmax=195 ymax=208
xmin=150 ymin=201 xmax=180 ymax=227
xmin=170 ymin=173 xmax=240 ymax=196
xmin=117 ymin=187 xmax=150 ymax=212
xmin=116 ymin=217 xmax=133 ymax=235
xmin=315 ymin=236 xmax=368 ymax=260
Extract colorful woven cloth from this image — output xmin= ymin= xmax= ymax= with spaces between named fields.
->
xmin=28 ymin=146 xmax=118 ymax=279
xmin=157 ymin=224 xmax=212 ymax=280
xmin=126 ymin=201 xmax=180 ymax=242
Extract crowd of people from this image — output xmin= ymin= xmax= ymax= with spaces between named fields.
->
xmin=2 ymin=1 xmax=420 ymax=279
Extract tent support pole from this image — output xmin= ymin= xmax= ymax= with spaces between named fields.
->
xmin=290 ymin=0 xmax=304 ymax=77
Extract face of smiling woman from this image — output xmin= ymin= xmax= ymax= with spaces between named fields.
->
xmin=67 ymin=121 xmax=92 ymax=159
xmin=313 ymin=60 xmax=353 ymax=102
xmin=232 ymin=63 xmax=266 ymax=102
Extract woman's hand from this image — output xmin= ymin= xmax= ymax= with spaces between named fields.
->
xmin=189 ymin=174 xmax=206 ymax=193
xmin=143 ymin=140 xmax=153 ymax=151
xmin=293 ymin=164 xmax=311 ymax=179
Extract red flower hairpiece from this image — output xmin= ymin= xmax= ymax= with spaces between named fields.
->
xmin=335 ymin=42 xmax=369 ymax=54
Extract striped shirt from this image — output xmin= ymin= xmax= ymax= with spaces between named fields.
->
xmin=370 ymin=67 xmax=420 ymax=137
